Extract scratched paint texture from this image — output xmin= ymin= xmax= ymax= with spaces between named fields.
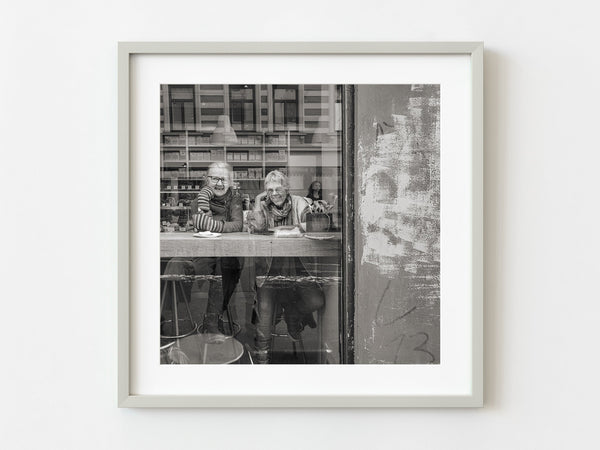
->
xmin=355 ymin=85 xmax=440 ymax=364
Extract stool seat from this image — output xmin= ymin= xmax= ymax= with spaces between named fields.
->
xmin=160 ymin=274 xmax=222 ymax=282
xmin=173 ymin=333 xmax=244 ymax=364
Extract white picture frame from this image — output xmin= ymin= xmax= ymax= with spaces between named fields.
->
xmin=118 ymin=42 xmax=483 ymax=407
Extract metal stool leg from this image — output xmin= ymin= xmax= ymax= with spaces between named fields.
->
xmin=177 ymin=282 xmax=198 ymax=334
xmin=160 ymin=280 xmax=168 ymax=313
xmin=244 ymin=343 xmax=255 ymax=365
xmin=226 ymin=305 xmax=235 ymax=335
xmin=171 ymin=281 xmax=179 ymax=337
xmin=160 ymin=279 xmax=198 ymax=340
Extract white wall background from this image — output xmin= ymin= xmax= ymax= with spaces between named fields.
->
xmin=1 ymin=1 xmax=599 ymax=448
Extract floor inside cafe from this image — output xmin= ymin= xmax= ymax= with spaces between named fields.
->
xmin=160 ymin=278 xmax=327 ymax=365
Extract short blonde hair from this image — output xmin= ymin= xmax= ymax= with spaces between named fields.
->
xmin=264 ymin=170 xmax=290 ymax=190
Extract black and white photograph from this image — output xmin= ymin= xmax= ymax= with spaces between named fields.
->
xmin=158 ymin=84 xmax=440 ymax=365
xmin=8 ymin=0 xmax=600 ymax=445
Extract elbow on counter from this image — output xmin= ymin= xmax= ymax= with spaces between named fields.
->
xmin=222 ymin=221 xmax=243 ymax=233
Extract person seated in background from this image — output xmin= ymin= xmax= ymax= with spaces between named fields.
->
xmin=306 ymin=180 xmax=322 ymax=203
xmin=305 ymin=180 xmax=331 ymax=214
xmin=249 ymin=170 xmax=325 ymax=364
xmin=163 ymin=161 xmax=243 ymax=335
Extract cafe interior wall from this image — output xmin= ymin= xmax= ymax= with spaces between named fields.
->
xmin=2 ymin=1 xmax=599 ymax=449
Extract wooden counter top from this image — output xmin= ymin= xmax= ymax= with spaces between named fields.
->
xmin=160 ymin=232 xmax=341 ymax=257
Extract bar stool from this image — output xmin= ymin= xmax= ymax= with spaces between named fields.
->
xmin=160 ymin=274 xmax=198 ymax=341
xmin=161 ymin=334 xmax=245 ymax=364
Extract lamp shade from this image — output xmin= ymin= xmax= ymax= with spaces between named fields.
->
xmin=210 ymin=115 xmax=238 ymax=145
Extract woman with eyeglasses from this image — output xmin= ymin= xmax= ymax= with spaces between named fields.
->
xmin=249 ymin=170 xmax=325 ymax=364
xmin=193 ymin=162 xmax=242 ymax=233
xmin=162 ymin=162 xmax=243 ymax=336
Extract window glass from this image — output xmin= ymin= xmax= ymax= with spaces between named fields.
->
xmin=160 ymin=84 xmax=343 ymax=365
xmin=169 ymin=85 xmax=195 ymax=131
xmin=273 ymin=85 xmax=298 ymax=130
xmin=230 ymin=85 xmax=255 ymax=131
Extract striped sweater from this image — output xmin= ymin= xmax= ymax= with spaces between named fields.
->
xmin=196 ymin=186 xmax=214 ymax=216
xmin=192 ymin=188 xmax=243 ymax=233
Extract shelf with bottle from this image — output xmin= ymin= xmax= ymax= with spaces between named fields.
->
xmin=161 ymin=175 xmax=205 ymax=180
xmin=160 ymin=130 xmax=342 ymax=192
xmin=187 ymin=160 xmax=231 ymax=167
xmin=161 ymin=147 xmax=187 ymax=153
xmin=223 ymin=144 xmax=264 ymax=149
xmin=226 ymin=149 xmax=262 ymax=162
xmin=161 ymin=173 xmax=204 ymax=191
xmin=161 ymin=133 xmax=188 ymax=146
xmin=161 ymin=148 xmax=187 ymax=160
xmin=162 ymin=183 xmax=203 ymax=191
xmin=160 ymin=204 xmax=195 ymax=232
xmin=160 ymin=205 xmax=191 ymax=210
xmin=233 ymin=168 xmax=265 ymax=180
xmin=161 ymin=161 xmax=189 ymax=169
xmin=221 ymin=161 xmax=265 ymax=167
xmin=160 ymin=195 xmax=194 ymax=208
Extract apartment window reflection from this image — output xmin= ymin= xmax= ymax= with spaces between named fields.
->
xmin=273 ymin=85 xmax=298 ymax=130
xmin=169 ymin=85 xmax=196 ymax=131
xmin=229 ymin=85 xmax=255 ymax=131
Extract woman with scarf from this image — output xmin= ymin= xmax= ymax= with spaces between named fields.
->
xmin=162 ymin=162 xmax=243 ymax=336
xmin=250 ymin=170 xmax=325 ymax=364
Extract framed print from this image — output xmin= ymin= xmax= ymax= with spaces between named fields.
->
xmin=118 ymin=42 xmax=483 ymax=407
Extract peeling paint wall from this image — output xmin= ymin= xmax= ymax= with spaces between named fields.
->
xmin=355 ymin=85 xmax=440 ymax=364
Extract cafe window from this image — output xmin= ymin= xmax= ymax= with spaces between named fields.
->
xmin=273 ymin=85 xmax=298 ymax=130
xmin=169 ymin=85 xmax=196 ymax=131
xmin=160 ymin=84 xmax=345 ymax=365
xmin=229 ymin=85 xmax=255 ymax=131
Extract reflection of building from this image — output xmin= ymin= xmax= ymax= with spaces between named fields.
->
xmin=160 ymin=84 xmax=342 ymax=230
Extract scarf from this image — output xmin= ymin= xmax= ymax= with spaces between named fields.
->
xmin=210 ymin=188 xmax=232 ymax=219
xmin=267 ymin=195 xmax=293 ymax=226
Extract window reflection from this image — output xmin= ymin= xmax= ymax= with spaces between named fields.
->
xmin=229 ymin=85 xmax=255 ymax=131
xmin=160 ymin=84 xmax=343 ymax=365
xmin=169 ymin=85 xmax=195 ymax=131
xmin=273 ymin=85 xmax=298 ymax=130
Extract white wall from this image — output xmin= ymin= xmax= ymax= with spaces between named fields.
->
xmin=2 ymin=1 xmax=599 ymax=449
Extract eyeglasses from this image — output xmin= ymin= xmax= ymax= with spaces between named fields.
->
xmin=267 ymin=187 xmax=287 ymax=195
xmin=207 ymin=176 xmax=227 ymax=184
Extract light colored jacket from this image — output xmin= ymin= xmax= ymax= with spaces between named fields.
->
xmin=255 ymin=194 xmax=310 ymax=232
xmin=253 ymin=195 xmax=317 ymax=288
